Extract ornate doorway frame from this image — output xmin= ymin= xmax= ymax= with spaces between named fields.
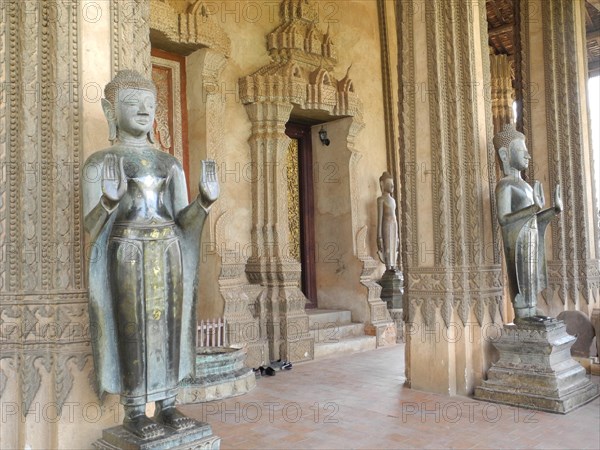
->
xmin=239 ymin=0 xmax=393 ymax=362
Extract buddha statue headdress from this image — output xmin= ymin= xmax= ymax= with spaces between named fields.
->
xmin=379 ymin=171 xmax=393 ymax=192
xmin=493 ymin=123 xmax=526 ymax=175
xmin=493 ymin=123 xmax=525 ymax=152
xmin=379 ymin=171 xmax=393 ymax=183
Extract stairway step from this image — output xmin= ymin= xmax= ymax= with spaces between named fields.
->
xmin=307 ymin=309 xmax=352 ymax=328
xmin=310 ymin=322 xmax=365 ymax=344
xmin=314 ymin=335 xmax=377 ymax=359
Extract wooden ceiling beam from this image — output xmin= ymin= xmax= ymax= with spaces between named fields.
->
xmin=489 ymin=23 xmax=513 ymax=38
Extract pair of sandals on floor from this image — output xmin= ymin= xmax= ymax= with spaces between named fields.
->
xmin=254 ymin=359 xmax=292 ymax=377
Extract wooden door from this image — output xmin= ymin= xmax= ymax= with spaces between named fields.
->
xmin=285 ymin=122 xmax=317 ymax=308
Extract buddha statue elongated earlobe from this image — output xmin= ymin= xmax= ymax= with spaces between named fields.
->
xmin=101 ymin=98 xmax=118 ymax=144
xmin=498 ymin=147 xmax=511 ymax=176
xmin=147 ymin=129 xmax=155 ymax=144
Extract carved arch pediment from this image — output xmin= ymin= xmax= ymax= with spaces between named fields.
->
xmin=239 ymin=0 xmax=360 ymax=117
xmin=338 ymin=67 xmax=355 ymax=93
xmin=150 ymin=0 xmax=231 ymax=56
xmin=309 ymin=67 xmax=330 ymax=86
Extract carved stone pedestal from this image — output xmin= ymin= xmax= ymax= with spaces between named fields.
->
xmin=177 ymin=347 xmax=256 ymax=403
xmin=474 ymin=319 xmax=599 ymax=414
xmin=93 ymin=421 xmax=220 ymax=450
xmin=377 ymin=269 xmax=404 ymax=310
xmin=388 ymin=308 xmax=404 ymax=343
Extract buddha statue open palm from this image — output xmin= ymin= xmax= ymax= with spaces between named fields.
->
xmin=83 ymin=70 xmax=218 ymax=439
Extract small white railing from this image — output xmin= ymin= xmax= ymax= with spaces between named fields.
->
xmin=197 ymin=318 xmax=228 ymax=347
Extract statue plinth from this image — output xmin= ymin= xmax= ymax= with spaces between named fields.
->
xmin=93 ymin=420 xmax=220 ymax=450
xmin=377 ymin=269 xmax=404 ymax=310
xmin=474 ymin=318 xmax=599 ymax=414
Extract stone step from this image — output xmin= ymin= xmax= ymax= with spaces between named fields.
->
xmin=314 ymin=335 xmax=377 ymax=359
xmin=310 ymin=322 xmax=366 ymax=344
xmin=307 ymin=309 xmax=352 ymax=328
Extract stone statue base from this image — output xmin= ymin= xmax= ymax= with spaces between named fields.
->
xmin=474 ymin=318 xmax=599 ymax=414
xmin=178 ymin=347 xmax=256 ymax=403
xmin=92 ymin=420 xmax=220 ymax=450
xmin=377 ymin=269 xmax=404 ymax=310
xmin=388 ymin=308 xmax=404 ymax=343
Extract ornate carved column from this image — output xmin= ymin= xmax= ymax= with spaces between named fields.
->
xmin=111 ymin=0 xmax=152 ymax=77
xmin=0 ymin=1 xmax=88 ymax=447
xmin=397 ymin=0 xmax=503 ymax=395
xmin=241 ymin=101 xmax=313 ymax=363
xmin=0 ymin=1 xmax=153 ymax=447
xmin=489 ymin=52 xmax=514 ymax=134
xmin=515 ymin=0 xmax=600 ymax=316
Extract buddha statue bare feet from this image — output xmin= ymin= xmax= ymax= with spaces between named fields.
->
xmin=155 ymin=398 xmax=196 ymax=431
xmin=123 ymin=406 xmax=165 ymax=439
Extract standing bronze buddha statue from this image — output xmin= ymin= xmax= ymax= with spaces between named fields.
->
xmin=494 ymin=124 xmax=562 ymax=322
xmin=83 ymin=70 xmax=218 ymax=439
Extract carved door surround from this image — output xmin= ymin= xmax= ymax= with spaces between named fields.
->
xmin=238 ymin=0 xmax=392 ymax=362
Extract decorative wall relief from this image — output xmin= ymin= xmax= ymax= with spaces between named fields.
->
xmin=151 ymin=55 xmax=185 ymax=162
xmin=150 ymin=0 xmax=230 ymax=57
xmin=0 ymin=2 xmax=99 ymax=448
xmin=112 ymin=0 xmax=152 ymax=77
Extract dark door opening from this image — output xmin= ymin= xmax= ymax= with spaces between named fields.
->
xmin=285 ymin=122 xmax=317 ymax=308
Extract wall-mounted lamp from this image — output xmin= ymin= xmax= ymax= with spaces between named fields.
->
xmin=319 ymin=126 xmax=330 ymax=146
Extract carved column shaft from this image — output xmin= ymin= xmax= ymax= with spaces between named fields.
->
xmin=516 ymin=0 xmax=600 ymax=314
xmin=111 ymin=0 xmax=152 ymax=77
xmin=490 ymin=53 xmax=514 ymax=134
xmin=0 ymin=1 xmax=88 ymax=448
xmin=243 ymin=102 xmax=313 ymax=363
xmin=246 ymin=102 xmax=294 ymax=263
xmin=397 ymin=0 xmax=503 ymax=395
xmin=1 ymin=1 xmax=154 ymax=447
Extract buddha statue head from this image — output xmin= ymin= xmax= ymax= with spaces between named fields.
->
xmin=493 ymin=123 xmax=529 ymax=176
xmin=379 ymin=171 xmax=394 ymax=194
xmin=102 ymin=70 xmax=157 ymax=144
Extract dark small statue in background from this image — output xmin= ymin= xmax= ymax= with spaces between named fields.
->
xmin=493 ymin=123 xmax=562 ymax=322
xmin=376 ymin=172 xmax=403 ymax=310
xmin=83 ymin=70 xmax=219 ymax=444
xmin=377 ymin=172 xmax=399 ymax=271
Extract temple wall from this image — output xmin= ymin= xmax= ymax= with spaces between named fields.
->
xmin=0 ymin=1 xmax=393 ymax=447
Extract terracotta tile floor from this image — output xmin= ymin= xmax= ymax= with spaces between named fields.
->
xmin=180 ymin=345 xmax=600 ymax=449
